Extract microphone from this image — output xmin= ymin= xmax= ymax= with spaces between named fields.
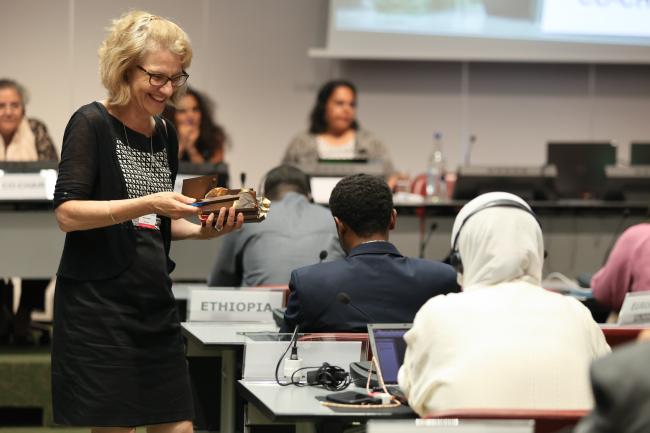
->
xmin=419 ymin=222 xmax=438 ymax=259
xmin=463 ymin=134 xmax=476 ymax=166
xmin=294 ymin=290 xmax=372 ymax=332
xmin=337 ymin=292 xmax=375 ymax=322
xmin=275 ymin=325 xmax=303 ymax=383
xmin=240 ymin=172 xmax=247 ymax=188
xmin=318 ymin=250 xmax=328 ymax=263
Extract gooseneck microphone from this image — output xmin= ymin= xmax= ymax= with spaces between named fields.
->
xmin=337 ymin=292 xmax=375 ymax=322
xmin=463 ymin=134 xmax=476 ymax=166
xmin=318 ymin=250 xmax=328 ymax=263
xmin=419 ymin=222 xmax=439 ymax=259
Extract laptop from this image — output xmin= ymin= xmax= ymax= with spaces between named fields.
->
xmin=310 ymin=176 xmax=343 ymax=204
xmin=367 ymin=323 xmax=411 ymax=395
xmin=630 ymin=143 xmax=650 ymax=165
xmin=546 ymin=142 xmax=616 ymax=199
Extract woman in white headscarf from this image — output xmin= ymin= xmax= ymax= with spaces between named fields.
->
xmin=398 ymin=192 xmax=610 ymax=417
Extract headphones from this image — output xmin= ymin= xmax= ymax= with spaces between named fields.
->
xmin=305 ymin=362 xmax=351 ymax=391
xmin=448 ymin=199 xmax=542 ymax=274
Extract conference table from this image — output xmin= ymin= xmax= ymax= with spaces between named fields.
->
xmin=181 ymin=321 xmax=278 ymax=433
xmin=236 ymin=382 xmax=575 ymax=433
xmin=237 ymin=380 xmax=414 ymax=433
xmin=185 ymin=323 xmax=648 ymax=433
xmin=2 ymin=198 xmax=648 ymax=280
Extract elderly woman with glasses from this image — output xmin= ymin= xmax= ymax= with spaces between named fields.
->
xmin=51 ymin=11 xmax=243 ymax=433
xmin=0 ymin=79 xmax=58 ymax=346
xmin=0 ymin=79 xmax=57 ymax=161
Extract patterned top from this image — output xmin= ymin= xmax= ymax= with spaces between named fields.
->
xmin=113 ymin=124 xmax=172 ymax=199
xmin=53 ymin=102 xmax=179 ymax=280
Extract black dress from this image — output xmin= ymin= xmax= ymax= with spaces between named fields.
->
xmin=51 ymin=105 xmax=193 ymax=427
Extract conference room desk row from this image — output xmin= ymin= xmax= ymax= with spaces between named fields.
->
xmin=236 ymin=381 xmax=581 ymax=433
xmin=238 ymin=380 xmax=413 ymax=433
xmin=182 ymin=319 xmax=648 ymax=433
xmin=182 ymin=322 xmax=278 ymax=433
xmin=2 ymin=199 xmax=647 ymax=279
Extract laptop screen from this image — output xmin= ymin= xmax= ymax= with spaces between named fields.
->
xmin=369 ymin=327 xmax=409 ymax=384
xmin=546 ymin=142 xmax=616 ymax=199
xmin=631 ymin=143 xmax=650 ymax=165
xmin=310 ymin=176 xmax=343 ymax=204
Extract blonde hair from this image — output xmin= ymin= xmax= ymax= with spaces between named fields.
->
xmin=98 ymin=10 xmax=192 ymax=107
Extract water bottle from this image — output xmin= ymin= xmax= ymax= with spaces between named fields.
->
xmin=426 ymin=132 xmax=447 ymax=201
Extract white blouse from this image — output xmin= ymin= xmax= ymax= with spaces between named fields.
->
xmin=316 ymin=136 xmax=355 ymax=160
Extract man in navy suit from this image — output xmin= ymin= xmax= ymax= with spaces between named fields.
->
xmin=281 ymin=174 xmax=458 ymax=333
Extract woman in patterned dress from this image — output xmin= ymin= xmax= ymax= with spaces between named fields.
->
xmin=51 ymin=11 xmax=243 ymax=433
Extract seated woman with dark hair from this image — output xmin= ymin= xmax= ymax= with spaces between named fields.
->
xmin=0 ymin=78 xmax=58 ymax=345
xmin=163 ymin=86 xmax=228 ymax=164
xmin=283 ymin=79 xmax=397 ymax=184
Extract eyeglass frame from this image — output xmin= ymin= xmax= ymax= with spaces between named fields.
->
xmin=136 ymin=65 xmax=189 ymax=88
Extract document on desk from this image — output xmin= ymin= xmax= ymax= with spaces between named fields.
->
xmin=618 ymin=290 xmax=650 ymax=325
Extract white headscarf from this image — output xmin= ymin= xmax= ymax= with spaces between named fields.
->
xmin=451 ymin=192 xmax=544 ymax=290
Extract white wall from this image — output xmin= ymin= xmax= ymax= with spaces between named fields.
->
xmin=2 ymin=0 xmax=650 ymax=187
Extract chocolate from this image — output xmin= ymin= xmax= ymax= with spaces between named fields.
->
xmin=182 ymin=174 xmax=270 ymax=223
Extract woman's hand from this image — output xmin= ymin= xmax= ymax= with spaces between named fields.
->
xmin=197 ymin=206 xmax=245 ymax=239
xmin=177 ymin=122 xmax=202 ymax=161
xmin=148 ymin=192 xmax=201 ymax=219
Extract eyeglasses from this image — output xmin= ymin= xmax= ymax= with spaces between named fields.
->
xmin=137 ymin=65 xmax=189 ymax=88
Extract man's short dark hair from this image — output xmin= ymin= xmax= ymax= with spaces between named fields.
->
xmin=263 ymin=165 xmax=311 ymax=201
xmin=329 ymin=174 xmax=393 ymax=237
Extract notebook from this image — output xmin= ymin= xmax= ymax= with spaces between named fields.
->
xmin=367 ymin=323 xmax=411 ymax=385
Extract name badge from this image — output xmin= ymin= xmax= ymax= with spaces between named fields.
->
xmin=189 ymin=289 xmax=283 ymax=322
xmin=133 ymin=213 xmax=159 ymax=230
xmin=618 ymin=290 xmax=650 ymax=325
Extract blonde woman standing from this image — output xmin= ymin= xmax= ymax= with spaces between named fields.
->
xmin=52 ymin=11 xmax=242 ymax=432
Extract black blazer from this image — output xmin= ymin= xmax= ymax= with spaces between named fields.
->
xmin=54 ymin=102 xmax=178 ymax=281
xmin=281 ymin=241 xmax=458 ymax=333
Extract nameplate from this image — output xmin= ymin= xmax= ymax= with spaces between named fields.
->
xmin=0 ymin=171 xmax=56 ymax=200
xmin=189 ymin=289 xmax=283 ymax=322
xmin=369 ymin=419 xmax=533 ymax=433
xmin=618 ymin=290 xmax=650 ymax=325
